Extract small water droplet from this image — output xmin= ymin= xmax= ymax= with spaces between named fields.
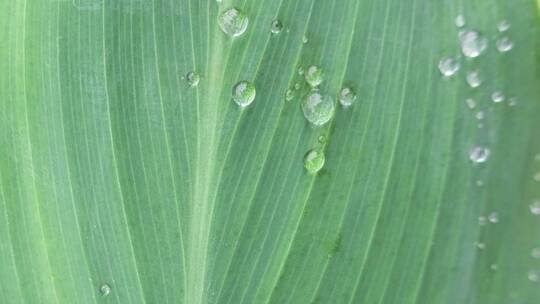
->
xmin=466 ymin=70 xmax=482 ymax=88
xmin=535 ymin=154 xmax=540 ymax=161
xmin=298 ymin=67 xmax=304 ymax=75
xmin=186 ymin=71 xmax=200 ymax=87
xmin=438 ymin=57 xmax=460 ymax=76
xmin=475 ymin=242 xmax=486 ymax=250
xmin=491 ymin=91 xmax=505 ymax=103
xmin=476 ymin=180 xmax=484 ymax=187
xmin=508 ymin=97 xmax=518 ymax=106
xmin=475 ymin=111 xmax=485 ymax=120
xmin=469 ymin=146 xmax=490 ymax=164
xmin=490 ymin=264 xmax=498 ymax=271
xmin=455 ymin=15 xmax=466 ymax=27
xmin=534 ymin=172 xmax=540 ymax=182
xmin=218 ymin=8 xmax=249 ymax=37
xmin=304 ymin=149 xmax=325 ymax=174
xmin=488 ymin=212 xmax=499 ymax=223
xmin=318 ymin=135 xmax=326 ymax=144
xmin=528 ymin=270 xmax=539 ymax=282
xmin=302 ymin=35 xmax=309 ymax=43
xmin=497 ymin=20 xmax=511 ymax=32
xmin=285 ymin=89 xmax=295 ymax=101
xmin=530 ymin=201 xmax=540 ymax=215
xmin=294 ymin=82 xmax=301 ymax=90
xmin=305 ymin=65 xmax=324 ymax=87
xmin=232 ymin=81 xmax=256 ymax=107
xmin=496 ymin=37 xmax=513 ymax=52
xmin=466 ymin=98 xmax=477 ymax=109
xmin=99 ymin=284 xmax=111 ymax=297
xmin=478 ymin=216 xmax=487 ymax=226
xmin=270 ymin=19 xmax=283 ymax=34
xmin=459 ymin=30 xmax=488 ymax=58
xmin=301 ymin=90 xmax=335 ymax=126
xmin=531 ymin=248 xmax=540 ymax=259
xmin=339 ymin=86 xmax=357 ymax=107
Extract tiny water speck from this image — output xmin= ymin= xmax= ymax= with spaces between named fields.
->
xmin=186 ymin=71 xmax=200 ymax=87
xmin=530 ymin=201 xmax=540 ymax=215
xmin=298 ymin=67 xmax=305 ymax=75
xmin=496 ymin=37 xmax=513 ymax=52
xmin=475 ymin=111 xmax=485 ymax=120
xmin=270 ymin=19 xmax=283 ymax=34
xmin=491 ymin=91 xmax=505 ymax=103
xmin=459 ymin=30 xmax=488 ymax=58
xmin=488 ymin=212 xmax=499 ymax=224
xmin=285 ymin=89 xmax=295 ymax=101
xmin=455 ymin=15 xmax=465 ymax=27
xmin=466 ymin=71 xmax=481 ymax=88
xmin=534 ymin=172 xmax=540 ymax=182
xmin=305 ymin=65 xmax=324 ymax=87
xmin=528 ymin=270 xmax=539 ymax=282
xmin=490 ymin=264 xmax=498 ymax=271
xmin=497 ymin=20 xmax=511 ymax=32
xmin=304 ymin=149 xmax=325 ymax=174
xmin=469 ymin=146 xmax=490 ymax=163
xmin=438 ymin=57 xmax=460 ymax=76
xmin=99 ymin=284 xmax=111 ymax=297
xmin=318 ymin=135 xmax=326 ymax=144
xmin=232 ymin=81 xmax=256 ymax=107
xmin=475 ymin=242 xmax=486 ymax=250
xmin=508 ymin=97 xmax=518 ymax=106
xmin=302 ymin=35 xmax=309 ymax=44
xmin=218 ymin=8 xmax=249 ymax=37
xmin=294 ymin=82 xmax=301 ymax=90
xmin=532 ymin=248 xmax=540 ymax=259
xmin=339 ymin=86 xmax=357 ymax=107
xmin=476 ymin=180 xmax=484 ymax=187
xmin=466 ymin=98 xmax=476 ymax=109
xmin=478 ymin=216 xmax=487 ymax=226
xmin=301 ymin=90 xmax=335 ymax=126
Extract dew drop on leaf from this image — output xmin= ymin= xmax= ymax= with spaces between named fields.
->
xmin=298 ymin=67 xmax=305 ymax=75
xmin=99 ymin=284 xmax=111 ymax=297
xmin=318 ymin=135 xmax=326 ymax=144
xmin=530 ymin=201 xmax=540 ymax=215
xmin=469 ymin=146 xmax=490 ymax=163
xmin=339 ymin=86 xmax=357 ymax=107
xmin=531 ymin=248 xmax=540 ymax=259
xmin=270 ymin=19 xmax=283 ymax=34
xmin=232 ymin=81 xmax=256 ymax=107
xmin=304 ymin=149 xmax=325 ymax=174
xmin=488 ymin=212 xmax=499 ymax=224
xmin=302 ymin=35 xmax=309 ymax=44
xmin=459 ymin=30 xmax=488 ymax=58
xmin=438 ymin=57 xmax=460 ymax=76
xmin=466 ymin=70 xmax=481 ymax=88
xmin=305 ymin=65 xmax=324 ymax=87
xmin=497 ymin=20 xmax=511 ymax=32
xmin=218 ymin=8 xmax=249 ymax=37
xmin=285 ymin=89 xmax=295 ymax=101
xmin=491 ymin=91 xmax=505 ymax=103
xmin=478 ymin=216 xmax=487 ymax=226
xmin=301 ymin=90 xmax=335 ymax=126
xmin=528 ymin=270 xmax=539 ymax=282
xmin=496 ymin=36 xmax=514 ymax=52
xmin=466 ymin=98 xmax=477 ymax=109
xmin=455 ymin=14 xmax=465 ymax=27
xmin=186 ymin=71 xmax=200 ymax=87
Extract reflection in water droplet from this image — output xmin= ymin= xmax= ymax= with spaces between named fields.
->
xmin=469 ymin=146 xmax=490 ymax=163
xmin=305 ymin=65 xmax=324 ymax=87
xmin=301 ymin=90 xmax=335 ymax=126
xmin=530 ymin=201 xmax=540 ymax=215
xmin=339 ymin=86 xmax=357 ymax=107
xmin=99 ymin=284 xmax=111 ymax=297
xmin=497 ymin=20 xmax=511 ymax=32
xmin=455 ymin=15 xmax=465 ymax=27
xmin=304 ymin=149 xmax=325 ymax=174
xmin=459 ymin=30 xmax=488 ymax=58
xmin=232 ymin=81 xmax=256 ymax=107
xmin=466 ymin=71 xmax=482 ymax=88
xmin=270 ymin=19 xmax=283 ymax=34
xmin=218 ymin=8 xmax=249 ymax=37
xmin=438 ymin=57 xmax=460 ymax=76
xmin=496 ymin=37 xmax=513 ymax=52
xmin=186 ymin=71 xmax=200 ymax=87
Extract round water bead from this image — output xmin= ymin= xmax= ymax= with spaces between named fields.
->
xmin=218 ymin=8 xmax=249 ymax=37
xmin=99 ymin=284 xmax=111 ymax=297
xmin=339 ymin=86 xmax=357 ymax=107
xmin=301 ymin=90 xmax=335 ymax=126
xmin=469 ymin=146 xmax=490 ymax=163
xmin=305 ymin=65 xmax=324 ymax=87
xmin=438 ymin=57 xmax=460 ymax=76
xmin=186 ymin=71 xmax=200 ymax=87
xmin=270 ymin=19 xmax=283 ymax=34
xmin=459 ymin=30 xmax=488 ymax=58
xmin=232 ymin=81 xmax=256 ymax=107
xmin=304 ymin=149 xmax=325 ymax=174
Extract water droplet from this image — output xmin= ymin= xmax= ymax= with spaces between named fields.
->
xmin=478 ymin=216 xmax=487 ymax=226
xmin=534 ymin=172 xmax=540 ymax=182
xmin=232 ymin=81 xmax=256 ymax=107
xmin=528 ymin=270 xmax=539 ymax=282
xmin=339 ymin=86 xmax=357 ymax=107
xmin=530 ymin=201 xmax=540 ymax=215
xmin=186 ymin=71 xmax=200 ymax=87
xmin=304 ymin=149 xmax=325 ymax=174
xmin=285 ymin=89 xmax=295 ymax=101
xmin=318 ymin=135 xmax=326 ymax=144
xmin=218 ymin=8 xmax=249 ymax=37
xmin=531 ymin=248 xmax=540 ymax=259
xmin=491 ymin=91 xmax=505 ymax=103
xmin=476 ymin=180 xmax=484 ymax=187
xmin=469 ymin=146 xmax=490 ymax=164
xmin=298 ymin=67 xmax=304 ymax=75
xmin=305 ymin=65 xmax=324 ymax=87
xmin=466 ymin=71 xmax=482 ymax=88
xmin=459 ymin=30 xmax=488 ymax=58
xmin=438 ymin=57 xmax=460 ymax=76
xmin=496 ymin=37 xmax=513 ymax=52
xmin=301 ymin=90 xmax=335 ymax=126
xmin=270 ymin=19 xmax=283 ymax=34
xmin=302 ymin=35 xmax=309 ymax=44
xmin=455 ymin=15 xmax=466 ymax=27
xmin=508 ymin=97 xmax=518 ymax=106
xmin=294 ymin=82 xmax=301 ymax=90
xmin=488 ymin=212 xmax=499 ymax=224
xmin=535 ymin=154 xmax=540 ymax=161
xmin=99 ymin=284 xmax=111 ymax=297
xmin=475 ymin=242 xmax=486 ymax=250
xmin=475 ymin=111 xmax=485 ymax=120
xmin=490 ymin=264 xmax=498 ymax=271
xmin=497 ymin=20 xmax=511 ymax=32
xmin=466 ymin=98 xmax=477 ymax=109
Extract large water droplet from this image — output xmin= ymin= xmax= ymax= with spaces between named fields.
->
xmin=232 ymin=81 xmax=256 ymax=107
xmin=270 ymin=19 xmax=283 ymax=35
xmin=497 ymin=20 xmax=511 ymax=32
xmin=305 ymin=65 xmax=324 ymax=87
xmin=99 ymin=284 xmax=111 ymax=297
xmin=491 ymin=91 xmax=505 ymax=103
xmin=530 ymin=201 xmax=540 ymax=215
xmin=218 ymin=8 xmax=249 ymax=37
xmin=469 ymin=146 xmax=490 ymax=163
xmin=339 ymin=86 xmax=357 ymax=107
xmin=186 ymin=71 xmax=200 ymax=87
xmin=459 ymin=30 xmax=488 ymax=58
xmin=301 ymin=90 xmax=335 ymax=126
xmin=496 ymin=37 xmax=513 ymax=52
xmin=304 ymin=149 xmax=325 ymax=174
xmin=455 ymin=15 xmax=466 ymax=27
xmin=466 ymin=70 xmax=482 ymax=88
xmin=438 ymin=57 xmax=460 ymax=76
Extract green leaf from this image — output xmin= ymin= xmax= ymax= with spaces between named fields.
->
xmin=1 ymin=0 xmax=539 ymax=303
